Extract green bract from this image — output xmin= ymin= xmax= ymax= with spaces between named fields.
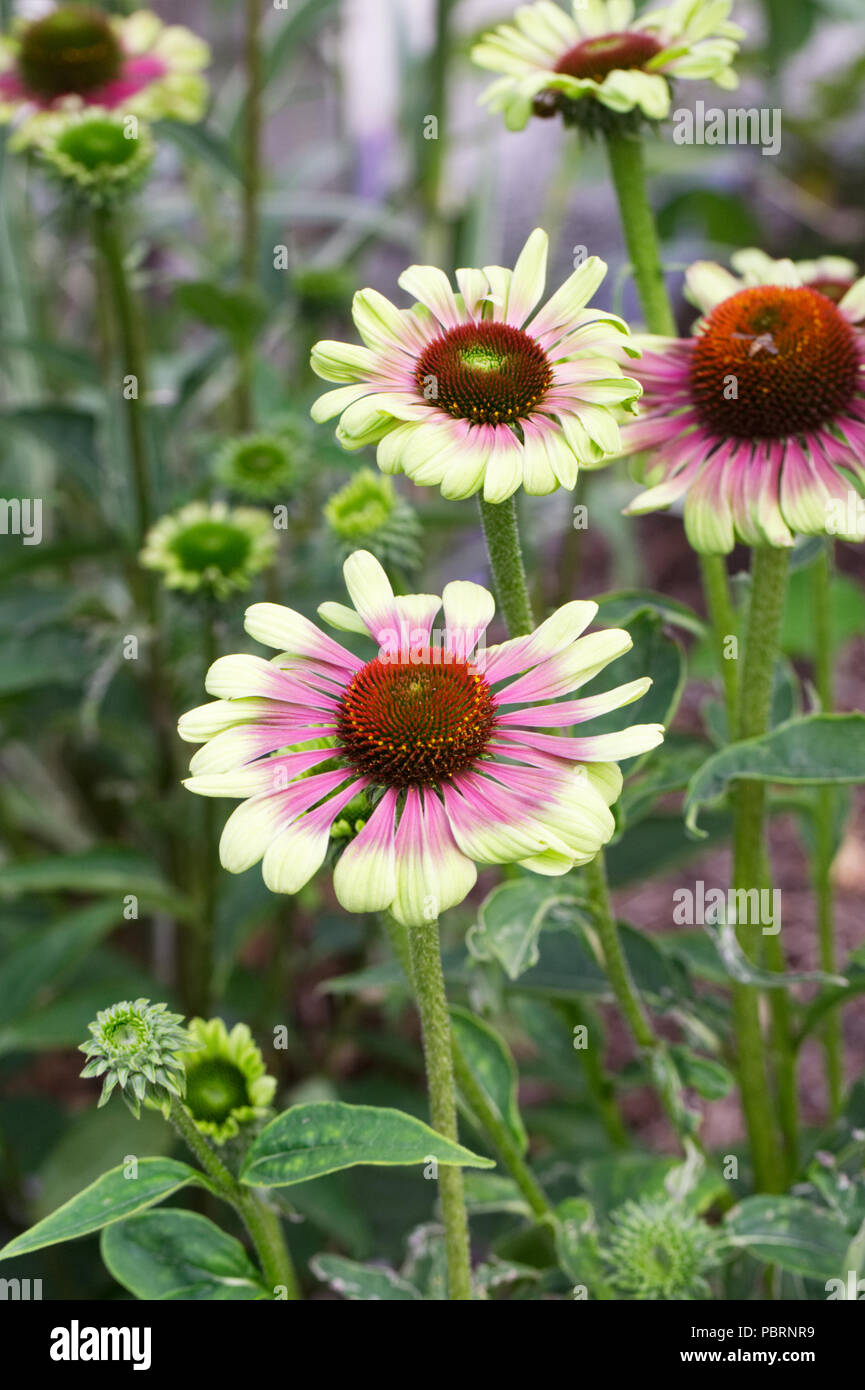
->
xmin=601 ymin=1199 xmax=722 ymax=1300
xmin=79 ymin=998 xmax=196 ymax=1117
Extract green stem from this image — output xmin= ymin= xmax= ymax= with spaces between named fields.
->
xmin=237 ymin=0 xmax=263 ymax=429
xmin=168 ymin=1096 xmax=299 ymax=1299
xmin=699 ymin=553 xmax=739 ymax=731
xmin=382 ymin=913 xmax=552 ymax=1218
xmin=478 ymin=495 xmax=535 ymax=637
xmin=92 ymin=205 xmax=152 ymax=544
xmin=583 ymin=853 xmax=690 ymax=1147
xmin=603 ymin=130 xmax=676 ymax=337
xmin=812 ymin=544 xmax=843 ymax=1115
xmin=731 ymin=546 xmax=790 ymax=1191
xmin=420 ymin=0 xmax=457 ymax=263
xmin=407 ymin=917 xmax=473 ymax=1299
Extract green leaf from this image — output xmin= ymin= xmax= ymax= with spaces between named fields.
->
xmin=310 ymin=1253 xmax=422 ymax=1301
xmin=579 ymin=1155 xmax=725 ymax=1220
xmin=175 ymin=280 xmax=267 ymax=345
xmin=725 ymin=1196 xmax=850 ymax=1280
xmin=685 ymin=715 xmax=865 ymax=835
xmin=669 ymin=1045 xmax=734 ymax=1100
xmin=0 ymin=848 xmax=189 ymax=915
xmin=0 ymin=1159 xmax=207 ymax=1260
xmin=0 ymin=404 xmax=98 ymax=467
xmin=450 ymin=1006 xmax=527 ymax=1153
xmin=239 ymin=1102 xmax=495 ymax=1187
xmin=595 ymin=589 xmax=705 ymax=638
xmin=31 ymin=1105 xmax=171 ymax=1222
xmin=708 ymin=918 xmax=846 ymax=990
xmin=468 ymin=878 xmax=579 ymax=980
xmin=462 ymin=1171 xmax=531 ymax=1216
xmin=781 ymin=565 xmax=865 ymax=660
xmin=0 ymin=902 xmax=120 ymax=1026
xmin=554 ymin=1197 xmax=611 ymax=1292
xmin=101 ymin=1210 xmax=268 ymax=1300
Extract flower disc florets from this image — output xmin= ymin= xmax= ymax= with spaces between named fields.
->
xmin=18 ymin=6 xmax=122 ymax=98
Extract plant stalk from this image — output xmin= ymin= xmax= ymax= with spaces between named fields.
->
xmin=812 ymin=543 xmax=843 ymax=1115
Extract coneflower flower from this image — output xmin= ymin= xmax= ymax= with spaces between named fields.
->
xmin=0 ymin=5 xmax=209 ymax=147
xmin=140 ymin=502 xmax=277 ymax=600
xmin=471 ymin=0 xmax=742 ymax=134
xmin=178 ymin=551 xmax=663 ymax=925
xmin=180 ymin=1018 xmax=276 ymax=1145
xmin=729 ymin=247 xmax=859 ymax=306
xmin=620 ymin=257 xmax=865 ymax=552
xmin=311 ymin=228 xmax=641 ymax=503
xmin=31 ymin=106 xmax=155 ymax=199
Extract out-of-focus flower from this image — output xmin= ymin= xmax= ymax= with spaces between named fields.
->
xmin=140 ymin=501 xmax=277 ymax=600
xmin=619 ymin=257 xmax=865 ymax=552
xmin=311 ymin=228 xmax=641 ymax=502
xmin=730 ymin=248 xmax=859 ymax=306
xmin=472 ymin=0 xmax=742 ymax=133
xmin=178 ymin=550 xmax=663 ymax=925
xmin=179 ymin=1018 xmax=277 ymax=1145
xmin=213 ymin=431 xmax=302 ymax=502
xmin=0 ymin=5 xmax=209 ymax=147
xmin=324 ymin=469 xmax=421 ymax=572
xmin=80 ymin=998 xmax=195 ymax=1117
xmin=31 ymin=106 xmax=154 ymax=198
xmin=601 ymin=1199 xmax=722 ymax=1300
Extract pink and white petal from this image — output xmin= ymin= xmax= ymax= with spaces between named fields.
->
xmin=311 ymin=384 xmax=381 ymax=423
xmin=455 ymin=267 xmax=492 ymax=320
xmin=526 ymin=257 xmax=608 ymax=340
xmin=333 ymin=789 xmax=398 ymax=914
xmin=482 ymin=427 xmax=525 ymax=502
xmin=839 ymin=276 xmax=865 ymax=324
xmin=397 ymin=265 xmax=463 ymax=329
xmin=390 ymin=789 xmax=477 ymax=926
xmin=351 ymin=289 xmax=421 ymax=354
xmin=495 ymin=676 xmax=652 ymax=727
xmin=188 ymin=726 xmax=334 ymax=776
xmin=317 ymin=601 xmax=369 ymax=636
xmin=495 ymin=628 xmax=632 ymax=704
xmin=505 ymin=228 xmax=549 ymax=327
xmin=684 ymin=261 xmax=742 ymax=313
xmin=184 ymin=754 xmax=346 ymax=800
xmin=310 ymin=341 xmax=381 ymax=383
xmin=481 ymin=265 xmax=513 ymax=323
xmin=438 ymin=426 xmax=495 ymax=499
xmin=583 ymin=760 xmax=624 ymax=808
xmin=442 ymin=580 xmax=495 ymax=662
xmin=178 ymin=697 xmax=279 ymax=743
xmin=342 ymin=549 xmax=401 ymax=643
xmin=484 ymin=600 xmax=598 ymax=684
xmin=262 ymin=779 xmax=367 ymax=894
xmin=219 ymin=792 xmax=294 ymax=874
xmin=394 ymin=592 xmax=443 ymax=644
xmin=441 ymin=776 xmax=551 ymax=864
xmin=205 ymin=654 xmax=334 ymax=705
xmin=494 ymin=723 xmax=664 ymax=762
xmin=244 ymin=603 xmax=362 ymax=672
xmin=519 ymin=419 xmax=560 ymax=494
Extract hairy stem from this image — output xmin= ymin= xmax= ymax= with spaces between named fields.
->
xmin=812 ymin=544 xmax=843 ymax=1115
xmin=478 ymin=495 xmax=535 ymax=638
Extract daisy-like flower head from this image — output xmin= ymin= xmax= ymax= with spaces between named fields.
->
xmin=31 ymin=106 xmax=154 ymax=200
xmin=601 ymin=1199 xmax=722 ymax=1300
xmin=178 ymin=551 xmax=663 ymax=927
xmin=472 ymin=0 xmax=743 ymax=134
xmin=324 ymin=469 xmax=422 ymax=572
xmin=0 ymin=6 xmax=209 ymax=149
xmin=79 ymin=998 xmax=196 ymax=1117
xmin=620 ymin=256 xmax=865 ymax=552
xmin=179 ymin=1018 xmax=277 ymax=1145
xmin=140 ymin=502 xmax=278 ymax=600
xmin=213 ymin=430 xmax=302 ymax=502
xmin=311 ymin=229 xmax=642 ymax=503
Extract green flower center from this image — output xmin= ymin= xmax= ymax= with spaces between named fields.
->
xmin=55 ymin=117 xmax=139 ymax=170
xmin=170 ymin=520 xmax=252 ymax=576
xmin=327 ymin=474 xmax=394 ymax=538
xmin=235 ymin=442 xmax=288 ymax=478
xmin=414 ymin=321 xmax=553 ymax=425
xmin=102 ymin=1014 xmax=148 ymax=1053
xmin=337 ymin=658 xmax=496 ymax=787
xmin=554 ymin=31 xmax=663 ymax=83
xmin=185 ymin=1060 xmax=249 ymax=1123
xmin=19 ymin=6 xmax=123 ymax=98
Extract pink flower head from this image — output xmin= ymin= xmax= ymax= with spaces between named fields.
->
xmin=0 ymin=6 xmax=209 ymax=146
xmin=311 ymin=229 xmax=642 ymax=503
xmin=619 ymin=258 xmax=865 ymax=553
xmin=178 ymin=551 xmax=663 ymax=926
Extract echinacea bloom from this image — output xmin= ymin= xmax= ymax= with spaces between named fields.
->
xmin=140 ymin=502 xmax=278 ymax=600
xmin=32 ymin=107 xmax=155 ymax=198
xmin=178 ymin=551 xmax=663 ymax=926
xmin=729 ymin=247 xmax=859 ymax=306
xmin=620 ymin=257 xmax=865 ymax=552
xmin=214 ymin=431 xmax=301 ymax=502
xmin=311 ymin=229 xmax=641 ymax=502
xmin=0 ymin=6 xmax=209 ymax=148
xmin=471 ymin=0 xmax=742 ymax=133
xmin=180 ymin=1018 xmax=277 ymax=1144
